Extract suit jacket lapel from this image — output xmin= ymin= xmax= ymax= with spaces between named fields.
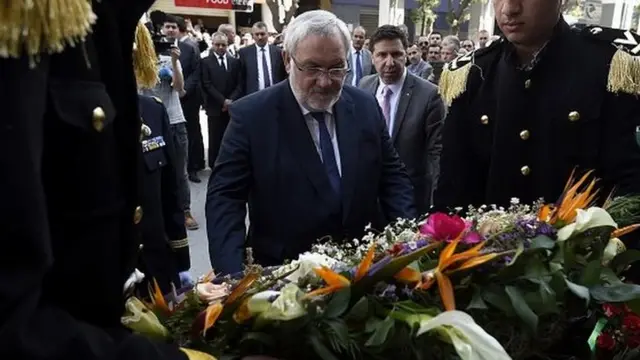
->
xmin=392 ymin=75 xmax=414 ymax=142
xmin=278 ymin=81 xmax=336 ymax=206
xmin=334 ymin=92 xmax=359 ymax=221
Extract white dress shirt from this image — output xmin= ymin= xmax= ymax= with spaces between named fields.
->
xmin=375 ymin=68 xmax=407 ymax=137
xmin=292 ymin=86 xmax=342 ymax=176
xmin=256 ymin=44 xmax=274 ymax=90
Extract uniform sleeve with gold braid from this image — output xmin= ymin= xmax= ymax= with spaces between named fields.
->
xmin=577 ymin=26 xmax=640 ymax=95
xmin=0 ymin=0 xmax=96 ymax=66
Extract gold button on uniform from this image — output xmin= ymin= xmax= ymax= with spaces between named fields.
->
xmin=520 ymin=166 xmax=531 ymax=176
xmin=568 ymin=111 xmax=580 ymax=122
xmin=519 ymin=130 xmax=530 ymax=140
xmin=524 ymin=79 xmax=531 ymax=89
xmin=480 ymin=115 xmax=489 ymax=125
xmin=133 ymin=206 xmax=143 ymax=224
xmin=92 ymin=107 xmax=106 ymax=132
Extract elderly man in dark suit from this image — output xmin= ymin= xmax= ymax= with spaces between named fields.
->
xmin=206 ymin=11 xmax=416 ymax=275
xmin=359 ymin=25 xmax=444 ymax=214
xmin=238 ymin=21 xmax=287 ymax=96
xmin=201 ymin=32 xmax=242 ymax=168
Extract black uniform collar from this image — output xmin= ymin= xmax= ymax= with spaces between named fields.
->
xmin=504 ymin=17 xmax=571 ymax=71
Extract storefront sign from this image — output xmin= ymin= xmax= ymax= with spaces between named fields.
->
xmin=174 ymin=0 xmax=254 ymax=12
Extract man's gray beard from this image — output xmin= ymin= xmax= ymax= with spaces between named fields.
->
xmin=290 ymin=71 xmax=343 ymax=112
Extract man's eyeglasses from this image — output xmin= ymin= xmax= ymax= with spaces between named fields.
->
xmin=290 ymin=56 xmax=349 ymax=79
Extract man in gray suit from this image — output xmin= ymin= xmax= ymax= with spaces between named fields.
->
xmin=360 ymin=25 xmax=445 ymax=214
xmin=345 ymin=26 xmax=373 ymax=87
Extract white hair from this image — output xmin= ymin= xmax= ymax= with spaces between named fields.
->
xmin=284 ymin=10 xmax=352 ymax=58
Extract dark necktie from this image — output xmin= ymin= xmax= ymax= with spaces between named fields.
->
xmin=355 ymin=51 xmax=363 ymax=86
xmin=260 ymin=47 xmax=271 ymax=88
xmin=218 ymin=55 xmax=226 ymax=71
xmin=311 ymin=112 xmax=341 ymax=195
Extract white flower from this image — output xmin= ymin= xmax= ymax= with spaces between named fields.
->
xmin=603 ymin=238 xmax=626 ymax=266
xmin=557 ymin=207 xmax=618 ymax=241
xmin=247 ymin=284 xmax=306 ymax=321
xmin=285 ymin=252 xmax=340 ymax=283
xmin=415 ymin=311 xmax=511 ymax=360
xmin=510 ymin=197 xmax=520 ymax=205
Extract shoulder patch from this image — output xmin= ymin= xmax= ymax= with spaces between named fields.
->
xmin=578 ymin=26 xmax=640 ymax=55
xmin=439 ymin=38 xmax=503 ymax=107
xmin=577 ymin=26 xmax=640 ymax=95
xmin=152 ymin=96 xmax=163 ymax=104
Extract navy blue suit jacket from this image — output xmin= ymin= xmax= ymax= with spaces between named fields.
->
xmin=206 ymin=80 xmax=416 ymax=274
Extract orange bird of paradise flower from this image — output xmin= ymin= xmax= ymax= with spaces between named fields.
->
xmin=396 ymin=237 xmax=502 ymax=311
xmin=538 ymin=170 xmax=599 ymax=226
xmin=304 ymin=244 xmax=378 ymax=298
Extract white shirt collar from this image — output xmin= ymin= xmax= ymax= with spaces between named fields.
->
xmin=179 ymin=35 xmax=190 ymax=42
xmin=377 ymin=68 xmax=407 ymax=96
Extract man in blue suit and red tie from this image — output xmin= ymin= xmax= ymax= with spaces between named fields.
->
xmin=206 ymin=10 xmax=416 ymax=275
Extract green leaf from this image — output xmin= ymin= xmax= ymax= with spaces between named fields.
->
xmin=324 ymin=287 xmax=351 ymax=318
xmin=580 ymin=260 xmax=602 ymax=287
xmin=506 ymin=240 xmax=525 ymax=266
xmin=530 ymin=235 xmax=556 ymax=250
xmin=482 ymin=285 xmax=515 ymax=316
xmin=365 ymin=317 xmax=381 ymax=333
xmin=626 ymin=298 xmax=640 ymax=314
xmin=600 ymin=267 xmax=623 ymax=285
xmin=565 ymin=278 xmax=591 ymax=305
xmin=591 ymin=283 xmax=640 ymax=302
xmin=322 ymin=318 xmax=350 ymax=351
xmin=365 ymin=316 xmax=395 ymax=347
xmin=239 ymin=331 xmax=276 ymax=347
xmin=505 ymin=286 xmax=539 ymax=332
xmin=345 ymin=296 xmax=369 ymax=321
xmin=611 ymin=250 xmax=640 ymax=274
xmin=309 ymin=334 xmax=340 ymax=360
xmin=466 ymin=290 xmax=488 ymax=310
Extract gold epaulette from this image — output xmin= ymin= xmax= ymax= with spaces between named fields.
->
xmin=151 ymin=96 xmax=162 ymax=104
xmin=439 ymin=39 xmax=502 ymax=107
xmin=578 ymin=26 xmax=640 ymax=95
xmin=0 ymin=0 xmax=96 ymax=67
xmin=133 ymin=23 xmax=159 ymax=89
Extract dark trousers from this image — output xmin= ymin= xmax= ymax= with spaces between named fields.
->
xmin=183 ymin=99 xmax=205 ymax=172
xmin=207 ymin=112 xmax=230 ymax=169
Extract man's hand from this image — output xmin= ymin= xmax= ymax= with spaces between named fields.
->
xmin=222 ymin=99 xmax=233 ymax=112
xmin=170 ymin=46 xmax=181 ymax=62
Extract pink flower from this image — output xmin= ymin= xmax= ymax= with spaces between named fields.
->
xmin=420 ymin=213 xmax=483 ymax=244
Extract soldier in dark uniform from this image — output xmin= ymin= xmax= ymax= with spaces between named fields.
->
xmin=137 ymin=94 xmax=192 ymax=294
xmin=434 ymin=0 xmax=640 ymax=215
xmin=0 ymin=1 xmax=209 ymax=359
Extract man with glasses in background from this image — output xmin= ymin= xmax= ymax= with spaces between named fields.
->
xmin=205 ymin=10 xmax=415 ymax=275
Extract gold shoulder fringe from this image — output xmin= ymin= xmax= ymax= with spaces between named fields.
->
xmin=133 ymin=23 xmax=159 ymax=89
xmin=438 ymin=62 xmax=472 ymax=107
xmin=0 ymin=0 xmax=96 ymax=65
xmin=180 ymin=348 xmax=217 ymax=360
xmin=608 ymin=49 xmax=640 ymax=95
